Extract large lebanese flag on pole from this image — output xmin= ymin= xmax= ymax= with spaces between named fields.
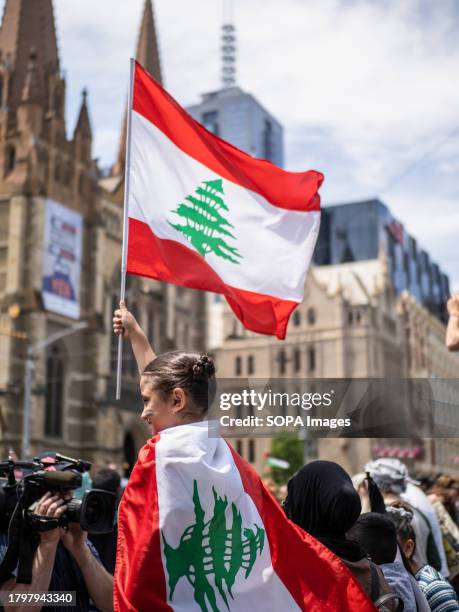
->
xmin=114 ymin=422 xmax=376 ymax=611
xmin=126 ymin=61 xmax=324 ymax=339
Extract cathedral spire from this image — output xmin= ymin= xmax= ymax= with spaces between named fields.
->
xmin=111 ymin=0 xmax=162 ymax=177
xmin=74 ymin=88 xmax=92 ymax=140
xmin=135 ymin=0 xmax=162 ymax=81
xmin=0 ymin=0 xmax=59 ymax=114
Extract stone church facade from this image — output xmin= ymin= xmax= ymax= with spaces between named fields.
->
xmin=213 ymin=253 xmax=459 ymax=476
xmin=0 ymin=0 xmax=205 ymax=472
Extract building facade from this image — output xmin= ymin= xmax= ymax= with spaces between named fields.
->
xmin=0 ymin=0 xmax=206 ymax=472
xmin=214 ymin=250 xmax=459 ymax=476
xmin=215 ymin=253 xmax=403 ymax=474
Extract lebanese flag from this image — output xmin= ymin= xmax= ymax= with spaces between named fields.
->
xmin=126 ymin=61 xmax=323 ymax=339
xmin=114 ymin=422 xmax=376 ymax=611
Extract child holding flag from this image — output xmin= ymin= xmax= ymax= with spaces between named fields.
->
xmin=113 ymin=300 xmax=214 ymax=436
xmin=112 ymin=302 xmax=377 ymax=612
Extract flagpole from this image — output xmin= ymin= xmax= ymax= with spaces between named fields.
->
xmin=116 ymin=57 xmax=135 ymax=400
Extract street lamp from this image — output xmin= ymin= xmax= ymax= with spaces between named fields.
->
xmin=22 ymin=321 xmax=88 ymax=458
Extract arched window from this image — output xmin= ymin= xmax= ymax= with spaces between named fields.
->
xmin=6 ymin=146 xmax=16 ymax=173
xmin=294 ymin=348 xmax=301 ymax=372
xmin=307 ymin=307 xmax=316 ymax=325
xmin=235 ymin=355 xmax=242 ymax=376
xmin=45 ymin=346 xmax=64 ymax=437
xmin=308 ymin=347 xmax=316 ymax=372
xmin=247 ymin=354 xmax=254 ymax=375
xmin=293 ymin=310 xmax=301 ymax=327
xmin=278 ymin=349 xmax=287 ymax=375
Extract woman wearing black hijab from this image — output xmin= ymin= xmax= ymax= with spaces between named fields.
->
xmin=284 ymin=461 xmax=396 ymax=607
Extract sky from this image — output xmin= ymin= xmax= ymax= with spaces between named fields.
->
xmin=2 ymin=0 xmax=458 ymax=288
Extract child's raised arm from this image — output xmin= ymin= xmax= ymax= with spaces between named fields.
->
xmin=113 ymin=301 xmax=156 ymax=373
xmin=446 ymin=294 xmax=459 ymax=351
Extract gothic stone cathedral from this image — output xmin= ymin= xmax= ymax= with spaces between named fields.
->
xmin=0 ymin=0 xmax=205 ymax=472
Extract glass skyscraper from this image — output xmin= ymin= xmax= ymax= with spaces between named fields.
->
xmin=314 ymin=200 xmax=450 ymax=322
xmin=187 ymin=86 xmax=284 ymax=167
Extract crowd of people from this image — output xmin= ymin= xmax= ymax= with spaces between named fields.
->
xmin=262 ymin=460 xmax=459 ymax=611
xmin=285 ymin=460 xmax=459 ymax=611
xmin=1 ymin=454 xmax=458 ymax=611
xmin=0 ymin=302 xmax=458 ymax=611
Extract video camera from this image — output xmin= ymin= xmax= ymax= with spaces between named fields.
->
xmin=0 ymin=454 xmax=116 ymax=534
xmin=0 ymin=454 xmax=117 ymax=584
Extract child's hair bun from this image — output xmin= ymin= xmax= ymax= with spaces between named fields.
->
xmin=192 ymin=353 xmax=215 ymax=381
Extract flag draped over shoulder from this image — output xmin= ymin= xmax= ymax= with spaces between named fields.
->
xmin=126 ymin=61 xmax=324 ymax=339
xmin=114 ymin=422 xmax=376 ymax=611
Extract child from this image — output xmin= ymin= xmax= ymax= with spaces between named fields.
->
xmin=347 ymin=512 xmax=430 ymax=612
xmin=112 ymin=302 xmax=377 ymax=612
xmin=387 ymin=504 xmax=459 ymax=612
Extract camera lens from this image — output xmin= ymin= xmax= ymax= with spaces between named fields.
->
xmin=60 ymin=490 xmax=116 ymax=533
xmin=65 ymin=498 xmax=82 ymax=524
xmin=85 ymin=494 xmax=103 ymax=524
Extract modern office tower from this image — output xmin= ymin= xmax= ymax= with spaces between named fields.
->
xmin=314 ymin=199 xmax=450 ymax=322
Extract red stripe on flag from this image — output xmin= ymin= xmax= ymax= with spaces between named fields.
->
xmin=114 ymin=435 xmax=172 ymax=612
xmin=127 ymin=217 xmax=298 ymax=339
xmin=132 ymin=61 xmax=323 ymax=212
xmin=229 ymin=446 xmax=377 ymax=612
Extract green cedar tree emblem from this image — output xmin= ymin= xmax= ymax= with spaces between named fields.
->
xmin=162 ymin=480 xmax=265 ymax=612
xmin=168 ymin=179 xmax=242 ymax=264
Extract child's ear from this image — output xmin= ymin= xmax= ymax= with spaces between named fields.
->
xmin=404 ymin=538 xmax=415 ymax=559
xmin=171 ymin=388 xmax=186 ymax=413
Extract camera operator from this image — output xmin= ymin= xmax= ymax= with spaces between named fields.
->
xmin=57 ymin=492 xmax=113 ymax=612
xmin=0 ymin=492 xmax=66 ymax=612
xmin=0 ymin=490 xmax=114 ymax=612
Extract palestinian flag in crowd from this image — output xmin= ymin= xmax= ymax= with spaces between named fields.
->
xmin=114 ymin=422 xmax=376 ymax=611
xmin=126 ymin=61 xmax=323 ymax=339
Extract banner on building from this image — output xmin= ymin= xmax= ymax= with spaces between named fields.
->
xmin=42 ymin=199 xmax=82 ymax=319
